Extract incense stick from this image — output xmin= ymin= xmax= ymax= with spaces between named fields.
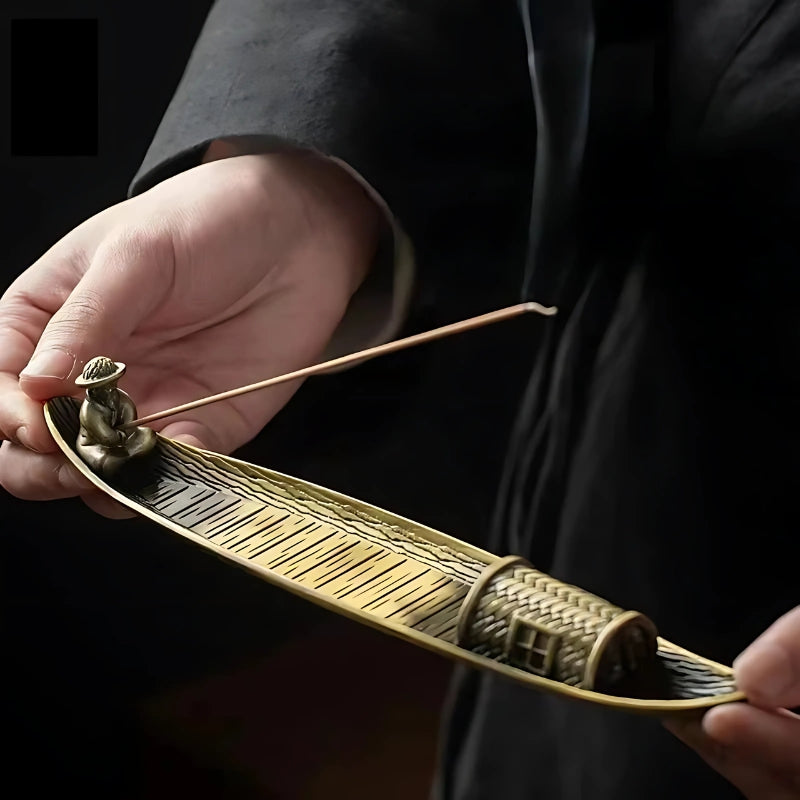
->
xmin=120 ymin=301 xmax=557 ymax=430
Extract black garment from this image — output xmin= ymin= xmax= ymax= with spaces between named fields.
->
xmin=132 ymin=2 xmax=800 ymax=798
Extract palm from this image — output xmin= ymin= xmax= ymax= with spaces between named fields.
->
xmin=0 ymin=152 xmax=374 ymax=491
xmin=118 ymin=272 xmax=337 ymax=454
xmin=71 ymin=164 xmax=355 ymax=453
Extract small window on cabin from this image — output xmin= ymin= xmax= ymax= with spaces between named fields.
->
xmin=507 ymin=615 xmax=560 ymax=676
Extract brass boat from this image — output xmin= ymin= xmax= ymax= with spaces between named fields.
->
xmin=45 ymin=394 xmax=745 ymax=717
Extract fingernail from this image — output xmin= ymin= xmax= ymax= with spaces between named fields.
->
xmin=56 ymin=462 xmax=94 ymax=493
xmin=20 ymin=349 xmax=75 ymax=380
xmin=15 ymin=426 xmax=43 ymax=453
xmin=734 ymin=641 xmax=794 ymax=704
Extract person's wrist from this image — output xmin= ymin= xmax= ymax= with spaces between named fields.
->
xmin=203 ymin=139 xmax=382 ymax=296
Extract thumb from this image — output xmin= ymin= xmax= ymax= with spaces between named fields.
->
xmin=19 ymin=230 xmax=174 ymax=399
xmin=734 ymin=606 xmax=800 ymax=710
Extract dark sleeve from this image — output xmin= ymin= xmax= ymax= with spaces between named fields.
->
xmin=133 ymin=0 xmax=529 ymax=220
xmin=129 ymin=0 xmax=533 ymax=341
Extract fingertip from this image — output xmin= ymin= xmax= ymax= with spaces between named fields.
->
xmin=56 ymin=460 xmax=96 ymax=494
xmin=159 ymin=420 xmax=214 ymax=452
xmin=172 ymin=433 xmax=207 ymax=450
xmin=14 ymin=425 xmax=36 ymax=451
xmin=81 ymin=491 xmax=137 ymax=520
xmin=734 ymin=641 xmax=794 ymax=708
xmin=18 ymin=372 xmax=75 ymax=402
xmin=16 ymin=421 xmax=58 ymax=454
xmin=0 ymin=382 xmax=60 ymax=453
xmin=19 ymin=348 xmax=76 ymax=382
xmin=702 ymin=704 xmax=745 ymax=744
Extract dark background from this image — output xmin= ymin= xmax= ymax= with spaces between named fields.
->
xmin=1 ymin=4 xmax=534 ymax=796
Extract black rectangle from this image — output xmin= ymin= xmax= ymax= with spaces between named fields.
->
xmin=10 ymin=19 xmax=98 ymax=156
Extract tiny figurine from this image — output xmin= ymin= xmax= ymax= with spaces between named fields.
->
xmin=75 ymin=356 xmax=156 ymax=478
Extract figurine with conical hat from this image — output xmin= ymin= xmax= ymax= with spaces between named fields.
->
xmin=75 ymin=356 xmax=156 ymax=478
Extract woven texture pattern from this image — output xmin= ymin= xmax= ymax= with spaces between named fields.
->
xmin=467 ymin=564 xmax=631 ymax=686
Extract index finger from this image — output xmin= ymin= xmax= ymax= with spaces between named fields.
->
xmin=0 ymin=297 xmax=62 ymax=452
xmin=0 ymin=259 xmax=81 ymax=453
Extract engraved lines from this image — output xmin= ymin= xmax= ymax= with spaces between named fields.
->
xmin=46 ymin=397 xmax=744 ymax=700
xmin=657 ymin=650 xmax=737 ymax=698
xmin=131 ymin=477 xmax=465 ymax=640
xmin=49 ymin=398 xmax=467 ymax=644
xmin=156 ymin=440 xmax=486 ymax=582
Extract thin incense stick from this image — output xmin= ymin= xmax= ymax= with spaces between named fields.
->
xmin=120 ymin=301 xmax=557 ymax=430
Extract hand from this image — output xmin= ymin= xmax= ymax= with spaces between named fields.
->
xmin=0 ymin=148 xmax=380 ymax=517
xmin=665 ymin=606 xmax=800 ymax=799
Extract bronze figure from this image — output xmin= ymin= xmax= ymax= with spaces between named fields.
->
xmin=75 ymin=356 xmax=156 ymax=478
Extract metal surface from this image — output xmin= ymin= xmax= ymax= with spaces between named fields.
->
xmin=74 ymin=357 xmax=156 ymax=477
xmin=45 ymin=395 xmax=745 ymax=716
xmin=456 ymin=555 xmax=659 ymax=692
